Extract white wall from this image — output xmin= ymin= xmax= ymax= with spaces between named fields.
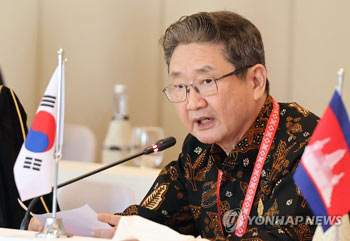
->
xmin=1 ymin=0 xmax=349 ymax=164
xmin=36 ymin=0 xmax=162 ymax=162
xmin=0 ymin=0 xmax=40 ymax=122
xmin=291 ymin=0 xmax=350 ymax=116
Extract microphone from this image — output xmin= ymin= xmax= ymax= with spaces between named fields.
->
xmin=19 ymin=136 xmax=176 ymax=230
xmin=142 ymin=136 xmax=177 ymax=154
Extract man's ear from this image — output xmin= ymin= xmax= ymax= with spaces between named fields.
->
xmin=249 ymin=64 xmax=267 ymax=100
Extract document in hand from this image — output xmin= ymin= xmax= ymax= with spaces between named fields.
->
xmin=33 ymin=205 xmax=111 ymax=237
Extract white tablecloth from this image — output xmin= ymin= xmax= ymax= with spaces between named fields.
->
xmin=0 ymin=228 xmax=105 ymax=240
xmin=58 ymin=160 xmax=160 ymax=204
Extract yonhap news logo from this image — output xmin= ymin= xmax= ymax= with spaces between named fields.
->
xmin=222 ymin=209 xmax=342 ymax=233
xmin=222 ymin=208 xmax=241 ymax=233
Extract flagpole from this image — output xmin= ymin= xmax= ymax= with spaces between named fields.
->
xmin=335 ymin=67 xmax=345 ymax=241
xmin=37 ymin=49 xmax=71 ymax=238
xmin=337 ymin=68 xmax=344 ymax=95
xmin=52 ymin=48 xmax=63 ymax=217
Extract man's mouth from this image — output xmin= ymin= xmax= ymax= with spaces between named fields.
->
xmin=194 ymin=117 xmax=214 ymax=128
xmin=198 ymin=118 xmax=211 ymax=125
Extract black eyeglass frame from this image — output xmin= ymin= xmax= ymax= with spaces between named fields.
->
xmin=163 ymin=65 xmax=254 ymax=103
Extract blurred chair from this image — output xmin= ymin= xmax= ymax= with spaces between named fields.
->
xmin=57 ymin=179 xmax=136 ymax=213
xmin=62 ymin=123 xmax=96 ymax=162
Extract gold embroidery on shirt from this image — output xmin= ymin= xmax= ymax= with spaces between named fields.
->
xmin=189 ymin=205 xmax=201 ymax=220
xmin=270 ymin=140 xmax=295 ymax=182
xmin=301 ymin=198 xmax=307 ymax=209
xmin=193 ymin=149 xmax=207 ymax=169
xmin=288 ymin=102 xmax=310 ymax=117
xmin=286 ymin=116 xmax=303 ymax=140
xmin=240 ymin=181 xmax=248 ymax=196
xmin=141 ymin=183 xmax=169 ymax=210
xmin=159 ymin=168 xmax=167 ymax=176
xmin=220 ymin=200 xmax=231 ymax=214
xmin=184 ymin=150 xmax=212 ymax=191
xmin=265 ymin=199 xmax=279 ymax=217
xmin=245 ymin=227 xmax=259 ymax=237
xmin=294 ymin=141 xmax=308 ymax=153
xmin=258 ymin=198 xmax=264 ymax=216
xmin=207 ymin=211 xmax=223 ymax=237
xmin=294 ymin=222 xmax=312 ymax=241
xmin=168 ymin=166 xmax=178 ymax=181
xmin=222 ymin=172 xmax=237 ymax=182
xmin=201 ymin=181 xmax=217 ymax=208
xmin=272 ymin=179 xmax=282 ymax=195
xmin=122 ymin=205 xmax=138 ymax=215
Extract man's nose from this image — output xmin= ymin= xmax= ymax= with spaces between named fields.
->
xmin=186 ymin=86 xmax=207 ymax=110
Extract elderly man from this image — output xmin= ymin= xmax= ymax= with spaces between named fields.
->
xmin=32 ymin=11 xmax=319 ymax=240
xmin=96 ymin=11 xmax=319 ymax=240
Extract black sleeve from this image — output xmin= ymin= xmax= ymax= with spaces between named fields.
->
xmin=121 ymin=135 xmax=200 ymax=236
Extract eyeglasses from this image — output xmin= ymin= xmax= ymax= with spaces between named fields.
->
xmin=163 ymin=65 xmax=253 ymax=103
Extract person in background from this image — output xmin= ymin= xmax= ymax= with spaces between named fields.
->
xmin=0 ymin=68 xmax=5 ymax=86
xmin=0 ymin=85 xmax=54 ymax=229
xmin=31 ymin=11 xmax=319 ymax=240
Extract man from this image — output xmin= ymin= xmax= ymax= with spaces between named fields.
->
xmin=96 ymin=11 xmax=319 ymax=240
xmin=32 ymin=11 xmax=319 ymax=240
xmin=0 ymin=85 xmax=54 ymax=228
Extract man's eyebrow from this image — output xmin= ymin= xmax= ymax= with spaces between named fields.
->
xmin=169 ymin=65 xmax=215 ymax=78
xmin=169 ymin=71 xmax=181 ymax=78
xmin=195 ymin=65 xmax=215 ymax=73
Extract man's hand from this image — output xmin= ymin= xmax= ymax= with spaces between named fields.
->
xmin=92 ymin=213 xmax=121 ymax=239
xmin=28 ymin=217 xmax=43 ymax=232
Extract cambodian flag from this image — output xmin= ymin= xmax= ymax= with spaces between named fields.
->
xmin=294 ymin=90 xmax=350 ymax=231
xmin=14 ymin=65 xmax=64 ymax=201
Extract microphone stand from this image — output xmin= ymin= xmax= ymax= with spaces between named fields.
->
xmin=20 ymin=151 xmax=143 ymax=231
xmin=20 ymin=136 xmax=176 ymax=231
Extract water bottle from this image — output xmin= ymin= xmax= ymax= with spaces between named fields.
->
xmin=102 ymin=84 xmax=132 ymax=163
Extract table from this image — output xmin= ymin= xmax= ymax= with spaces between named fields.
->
xmin=58 ymin=160 xmax=160 ymax=203
xmin=56 ymin=160 xmax=160 ymax=213
xmin=0 ymin=227 xmax=105 ymax=240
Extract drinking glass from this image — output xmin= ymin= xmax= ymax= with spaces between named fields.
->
xmin=130 ymin=126 xmax=165 ymax=168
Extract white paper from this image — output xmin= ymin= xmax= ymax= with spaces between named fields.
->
xmin=113 ymin=215 xmax=209 ymax=241
xmin=34 ymin=204 xmax=112 ymax=237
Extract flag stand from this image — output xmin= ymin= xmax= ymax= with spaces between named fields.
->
xmin=334 ymin=68 xmax=344 ymax=241
xmin=37 ymin=49 xmax=72 ymax=238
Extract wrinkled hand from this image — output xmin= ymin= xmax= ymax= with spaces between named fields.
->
xmin=92 ymin=213 xmax=121 ymax=239
xmin=28 ymin=217 xmax=43 ymax=232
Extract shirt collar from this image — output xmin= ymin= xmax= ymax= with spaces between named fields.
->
xmin=210 ymin=95 xmax=274 ymax=171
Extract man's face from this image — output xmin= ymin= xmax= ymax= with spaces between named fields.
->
xmin=168 ymin=42 xmax=261 ymax=151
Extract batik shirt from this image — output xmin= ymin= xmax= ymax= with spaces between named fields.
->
xmin=122 ymin=96 xmax=319 ymax=240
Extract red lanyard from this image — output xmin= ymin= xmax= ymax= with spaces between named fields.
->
xmin=216 ymin=98 xmax=280 ymax=237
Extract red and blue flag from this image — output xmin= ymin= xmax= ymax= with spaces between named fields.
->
xmin=14 ymin=65 xmax=65 ymax=201
xmin=294 ymin=90 xmax=350 ymax=231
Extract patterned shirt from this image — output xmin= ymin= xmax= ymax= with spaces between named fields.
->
xmin=122 ymin=96 xmax=319 ymax=240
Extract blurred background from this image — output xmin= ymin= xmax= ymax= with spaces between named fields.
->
xmin=1 ymin=0 xmax=349 ymax=165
